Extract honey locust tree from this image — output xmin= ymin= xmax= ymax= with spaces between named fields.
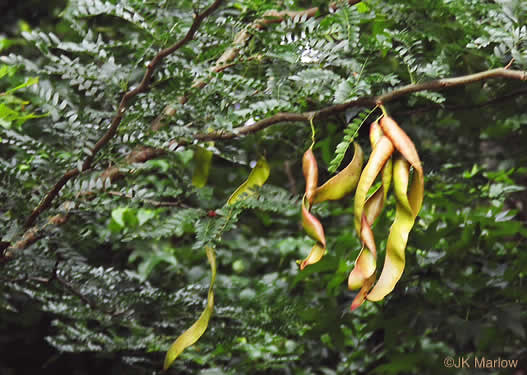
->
xmin=1 ymin=0 xmax=526 ymax=374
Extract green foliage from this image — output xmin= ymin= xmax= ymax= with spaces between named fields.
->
xmin=1 ymin=0 xmax=527 ymax=374
xmin=328 ymin=107 xmax=375 ymax=173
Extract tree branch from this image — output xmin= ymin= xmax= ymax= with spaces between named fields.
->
xmin=3 ymin=67 xmax=525 ymax=261
xmin=375 ymin=68 xmax=527 ymax=104
xmin=23 ymin=0 xmax=225 ymax=229
xmin=172 ymin=68 xmax=526 ymax=144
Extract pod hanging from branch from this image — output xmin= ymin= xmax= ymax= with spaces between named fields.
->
xmin=348 ymin=121 xmax=394 ymax=310
xmin=297 ymin=112 xmax=424 ymax=311
xmin=300 ymin=141 xmax=364 ymax=269
xmin=300 ymin=145 xmax=326 ymax=270
xmin=303 ymin=146 xmax=318 ymax=206
xmin=192 ymin=144 xmax=214 ymax=188
xmin=365 ymin=115 xmax=423 ymax=301
xmin=164 ymin=246 xmax=217 ymax=370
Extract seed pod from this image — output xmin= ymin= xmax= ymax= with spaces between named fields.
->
xmin=303 ymin=147 xmax=318 ymax=204
xmin=348 ymin=215 xmax=377 ymax=290
xmin=192 ymin=145 xmax=213 ymax=188
xmin=369 ymin=120 xmax=383 ymax=147
xmin=300 ymin=242 xmax=326 ymax=270
xmin=348 ymin=122 xmax=395 ymax=311
xmin=164 ymin=246 xmax=217 ymax=369
xmin=379 ymin=115 xmax=423 ymax=183
xmin=379 ymin=115 xmax=424 ymax=208
xmin=312 ymin=142 xmax=363 ymax=204
xmin=353 ymin=135 xmax=394 ymax=234
xmin=367 ymin=153 xmax=424 ymax=301
xmin=370 ymin=120 xmax=393 ymax=202
xmin=350 ymin=274 xmax=376 ymax=312
xmin=228 ymin=156 xmax=270 ymax=205
xmin=300 ymin=146 xmax=327 ymax=269
xmin=301 ymin=195 xmax=326 ymax=247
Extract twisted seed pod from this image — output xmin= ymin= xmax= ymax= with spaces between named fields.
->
xmin=312 ymin=142 xmax=363 ymax=204
xmin=366 ymin=116 xmax=424 ymax=301
xmin=303 ymin=147 xmax=318 ymax=205
xmin=367 ymin=155 xmax=423 ymax=301
xmin=379 ymin=115 xmax=423 ymax=188
xmin=370 ymin=121 xmax=393 ymax=202
xmin=300 ymin=146 xmax=327 ymax=269
xmin=353 ymin=135 xmax=394 ymax=234
xmin=348 ymin=121 xmax=395 ymax=310
xmin=348 ymin=215 xmax=377 ymax=290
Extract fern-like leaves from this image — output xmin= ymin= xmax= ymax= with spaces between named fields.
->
xmin=328 ymin=107 xmax=376 ymax=173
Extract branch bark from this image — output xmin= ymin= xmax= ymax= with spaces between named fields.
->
xmin=172 ymin=68 xmax=527 ymax=144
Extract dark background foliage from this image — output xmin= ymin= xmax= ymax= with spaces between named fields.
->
xmin=1 ymin=0 xmax=526 ymax=374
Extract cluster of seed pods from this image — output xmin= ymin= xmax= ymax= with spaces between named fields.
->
xmin=301 ymin=115 xmax=424 ymax=310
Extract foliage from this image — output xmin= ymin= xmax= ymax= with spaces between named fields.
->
xmin=1 ymin=0 xmax=526 ymax=374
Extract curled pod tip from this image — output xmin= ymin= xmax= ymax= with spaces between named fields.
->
xmin=350 ymin=274 xmax=376 ymax=312
xmin=347 ymin=249 xmax=376 ymax=290
xmin=300 ymin=243 xmax=326 ymax=270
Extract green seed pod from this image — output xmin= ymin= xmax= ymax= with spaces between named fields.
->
xmin=228 ymin=156 xmax=270 ymax=205
xmin=353 ymin=136 xmax=395 ymax=234
xmin=369 ymin=120 xmax=383 ymax=146
xmin=192 ymin=145 xmax=213 ymax=188
xmin=312 ymin=142 xmax=364 ymax=204
xmin=300 ymin=243 xmax=326 ymax=270
xmin=367 ymin=154 xmax=423 ymax=302
xmin=164 ymin=246 xmax=216 ymax=369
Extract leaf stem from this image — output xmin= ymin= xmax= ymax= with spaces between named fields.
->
xmin=310 ymin=117 xmax=316 ymax=148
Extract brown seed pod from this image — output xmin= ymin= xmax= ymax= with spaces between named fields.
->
xmin=302 ymin=147 xmax=318 ymax=205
